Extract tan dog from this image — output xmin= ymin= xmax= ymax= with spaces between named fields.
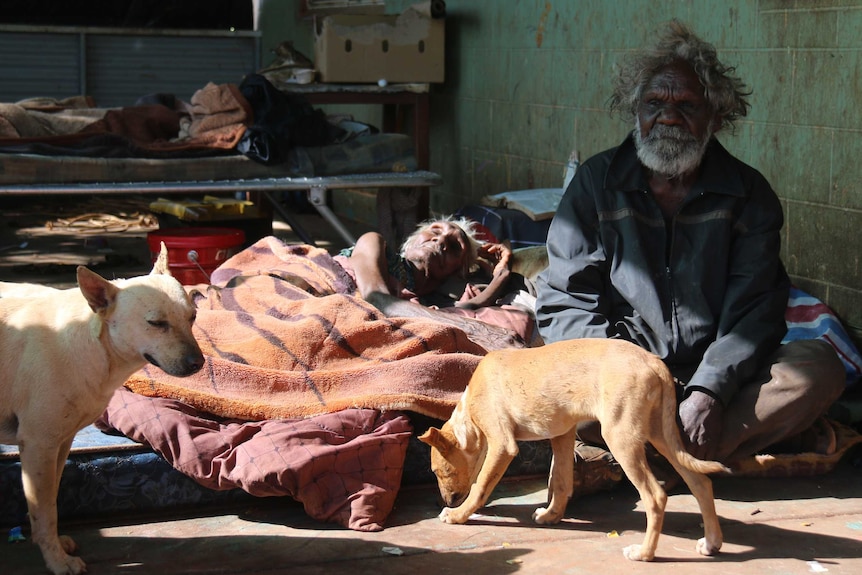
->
xmin=0 ymin=245 xmax=204 ymax=575
xmin=419 ymin=338 xmax=729 ymax=561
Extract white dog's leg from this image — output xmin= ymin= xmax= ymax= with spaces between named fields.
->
xmin=19 ymin=439 xmax=86 ymax=575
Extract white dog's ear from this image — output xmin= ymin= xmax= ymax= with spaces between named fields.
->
xmin=151 ymin=242 xmax=173 ymax=277
xmin=77 ymin=266 xmax=120 ymax=314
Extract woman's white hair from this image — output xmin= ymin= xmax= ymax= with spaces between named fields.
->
xmin=400 ymin=215 xmax=483 ymax=278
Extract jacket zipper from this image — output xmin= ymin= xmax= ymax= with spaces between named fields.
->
xmin=666 ymin=215 xmax=679 ymax=357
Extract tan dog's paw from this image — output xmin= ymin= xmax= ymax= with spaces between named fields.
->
xmin=46 ymin=553 xmax=86 ymax=575
xmin=438 ymin=507 xmax=469 ymax=524
xmin=695 ymin=536 xmax=721 ymax=556
xmin=532 ymin=506 xmax=563 ymax=525
xmin=622 ymin=543 xmax=655 ymax=562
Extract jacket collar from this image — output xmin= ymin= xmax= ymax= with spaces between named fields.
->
xmin=605 ymin=133 xmax=745 ymax=198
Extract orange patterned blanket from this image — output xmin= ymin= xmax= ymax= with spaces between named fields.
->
xmin=123 ymin=236 xmax=487 ymax=421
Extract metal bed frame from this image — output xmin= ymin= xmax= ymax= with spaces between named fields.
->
xmin=0 ymin=170 xmax=443 ymax=247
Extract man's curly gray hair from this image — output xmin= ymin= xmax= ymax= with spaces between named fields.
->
xmin=400 ymin=215 xmax=483 ymax=278
xmin=608 ymin=19 xmax=751 ymax=132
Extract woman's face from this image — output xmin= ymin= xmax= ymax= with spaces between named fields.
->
xmin=402 ymin=221 xmax=470 ymax=283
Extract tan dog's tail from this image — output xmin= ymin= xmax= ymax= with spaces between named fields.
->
xmin=655 ymin=363 xmax=730 ymax=476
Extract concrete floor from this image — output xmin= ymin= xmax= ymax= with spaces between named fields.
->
xmin=2 ymin=196 xmax=862 ymax=574
xmin=3 ymin=462 xmax=862 ymax=575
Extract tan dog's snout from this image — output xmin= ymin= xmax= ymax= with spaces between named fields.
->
xmin=419 ymin=425 xmax=477 ymax=508
xmin=443 ymin=490 xmax=467 ymax=508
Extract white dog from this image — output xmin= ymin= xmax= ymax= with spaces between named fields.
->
xmin=0 ymin=245 xmax=204 ymax=575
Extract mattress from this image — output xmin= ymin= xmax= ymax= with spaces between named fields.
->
xmin=0 ymin=420 xmax=552 ymax=529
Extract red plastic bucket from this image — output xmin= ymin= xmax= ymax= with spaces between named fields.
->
xmin=147 ymin=227 xmax=245 ymax=285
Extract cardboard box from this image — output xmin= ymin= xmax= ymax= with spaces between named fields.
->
xmin=314 ymin=7 xmax=444 ymax=83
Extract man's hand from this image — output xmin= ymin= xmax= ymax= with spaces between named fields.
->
xmin=677 ymin=389 xmax=724 ymax=461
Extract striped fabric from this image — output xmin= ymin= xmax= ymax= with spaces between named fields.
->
xmin=784 ymin=286 xmax=862 ymax=388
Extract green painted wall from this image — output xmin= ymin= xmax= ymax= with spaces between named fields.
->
xmin=263 ymin=0 xmax=862 ymax=346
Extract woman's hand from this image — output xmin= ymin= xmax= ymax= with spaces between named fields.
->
xmin=454 ymin=265 xmax=511 ymax=310
xmin=457 ymin=282 xmax=482 ymax=304
xmin=478 ymin=242 xmax=512 ymax=276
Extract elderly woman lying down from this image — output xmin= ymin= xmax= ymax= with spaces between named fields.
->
xmin=336 ymin=215 xmax=546 ymax=348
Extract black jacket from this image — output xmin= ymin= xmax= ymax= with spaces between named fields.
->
xmin=536 ymin=134 xmax=790 ymax=405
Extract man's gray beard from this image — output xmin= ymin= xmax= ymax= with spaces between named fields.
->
xmin=634 ymin=123 xmax=711 ymax=178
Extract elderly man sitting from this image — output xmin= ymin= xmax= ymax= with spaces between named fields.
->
xmin=535 ymin=20 xmax=845 ymax=481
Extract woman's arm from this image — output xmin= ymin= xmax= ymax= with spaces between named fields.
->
xmin=349 ymin=232 xmax=398 ymax=297
xmin=364 ymin=291 xmax=525 ymax=351
xmin=454 ymin=266 xmax=511 ymax=309
xmin=454 ymin=242 xmax=513 ymax=310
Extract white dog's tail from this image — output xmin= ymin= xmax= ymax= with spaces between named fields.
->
xmin=655 ymin=363 xmax=731 ymax=476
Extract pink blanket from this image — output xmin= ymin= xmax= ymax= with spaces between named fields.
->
xmin=100 ymin=390 xmax=412 ymax=531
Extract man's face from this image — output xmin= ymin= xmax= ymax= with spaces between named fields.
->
xmin=402 ymin=221 xmax=469 ymax=282
xmin=634 ymin=59 xmax=718 ymax=177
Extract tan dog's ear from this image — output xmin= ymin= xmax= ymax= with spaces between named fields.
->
xmin=77 ymin=266 xmax=120 ymax=314
xmin=450 ymin=417 xmax=475 ymax=450
xmin=151 ymin=242 xmax=173 ymax=277
xmin=448 ymin=399 xmax=479 ymax=450
xmin=418 ymin=427 xmax=451 ymax=456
